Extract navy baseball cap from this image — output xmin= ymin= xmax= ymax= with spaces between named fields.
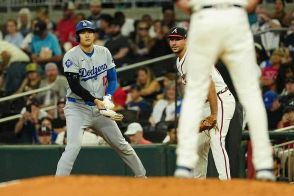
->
xmin=168 ymin=27 xmax=187 ymax=39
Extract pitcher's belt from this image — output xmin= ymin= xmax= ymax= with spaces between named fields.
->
xmin=217 ymin=87 xmax=229 ymax=95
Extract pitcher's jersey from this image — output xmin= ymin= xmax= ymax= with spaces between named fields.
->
xmin=189 ymin=0 xmax=248 ymax=7
xmin=176 ymin=52 xmax=227 ymax=93
xmin=63 ymin=45 xmax=115 ymax=99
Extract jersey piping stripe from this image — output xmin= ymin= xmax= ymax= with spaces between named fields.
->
xmin=217 ymin=93 xmax=230 ymax=180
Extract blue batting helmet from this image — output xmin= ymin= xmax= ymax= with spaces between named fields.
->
xmin=75 ymin=20 xmax=95 ymax=42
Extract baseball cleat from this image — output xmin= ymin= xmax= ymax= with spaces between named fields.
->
xmin=174 ymin=166 xmax=193 ymax=178
xmin=256 ymin=169 xmax=276 ymax=182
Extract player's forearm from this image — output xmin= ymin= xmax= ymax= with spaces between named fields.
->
xmin=207 ymin=81 xmax=217 ymax=116
xmin=65 ymin=72 xmax=97 ymax=102
xmin=246 ymin=0 xmax=261 ymax=13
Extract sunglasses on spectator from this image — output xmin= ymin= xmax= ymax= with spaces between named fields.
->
xmin=139 ymin=27 xmax=148 ymax=31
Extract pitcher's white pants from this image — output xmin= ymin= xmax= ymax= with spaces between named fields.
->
xmin=176 ymin=8 xmax=273 ymax=174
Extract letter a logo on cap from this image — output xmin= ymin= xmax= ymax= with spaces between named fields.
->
xmin=172 ymin=28 xmax=177 ymax=34
xmin=82 ymin=21 xmax=87 ymax=26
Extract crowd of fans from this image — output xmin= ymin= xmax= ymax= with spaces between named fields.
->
xmin=0 ymin=0 xmax=293 ymax=147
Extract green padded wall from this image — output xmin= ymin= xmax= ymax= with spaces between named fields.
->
xmin=0 ymin=145 xmax=60 ymax=182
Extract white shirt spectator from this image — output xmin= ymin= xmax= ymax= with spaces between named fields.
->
xmin=0 ymin=40 xmax=30 ymax=65
xmin=121 ymin=18 xmax=135 ymax=37
xmin=150 ymin=99 xmax=175 ymax=124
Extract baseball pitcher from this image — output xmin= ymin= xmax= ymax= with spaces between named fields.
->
xmin=174 ymin=0 xmax=274 ymax=181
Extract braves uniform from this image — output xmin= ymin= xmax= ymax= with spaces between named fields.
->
xmin=177 ymin=52 xmax=235 ymax=180
xmin=55 ymin=44 xmax=146 ymax=176
xmin=175 ymin=0 xmax=274 ymax=179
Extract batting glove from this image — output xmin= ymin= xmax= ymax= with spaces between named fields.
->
xmin=102 ymin=95 xmax=115 ymax=110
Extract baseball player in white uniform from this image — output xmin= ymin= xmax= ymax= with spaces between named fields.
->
xmin=174 ymin=0 xmax=275 ymax=181
xmin=169 ymin=27 xmax=235 ymax=180
xmin=55 ymin=20 xmax=146 ymax=177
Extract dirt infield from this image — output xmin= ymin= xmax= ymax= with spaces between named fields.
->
xmin=0 ymin=176 xmax=293 ymax=196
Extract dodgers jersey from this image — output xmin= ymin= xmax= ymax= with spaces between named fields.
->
xmin=63 ymin=45 xmax=115 ymax=99
xmin=176 ymin=52 xmax=227 ymax=93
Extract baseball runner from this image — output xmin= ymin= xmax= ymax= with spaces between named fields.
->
xmin=174 ymin=0 xmax=275 ymax=181
xmin=169 ymin=27 xmax=235 ymax=180
xmin=55 ymin=20 xmax=146 ymax=177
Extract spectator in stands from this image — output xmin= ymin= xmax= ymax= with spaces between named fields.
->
xmin=267 ymin=77 xmax=294 ymax=129
xmin=256 ymin=13 xmax=281 ymax=52
xmin=149 ymin=83 xmax=176 ymax=127
xmin=104 ymin=19 xmax=132 ymax=67
xmin=276 ymin=64 xmax=294 ymax=94
xmin=126 ymin=84 xmax=151 ymax=121
xmin=36 ymin=7 xmax=56 ymax=32
xmin=131 ymin=20 xmax=154 ymax=60
xmin=52 ymin=98 xmax=66 ymax=133
xmin=38 ymin=62 xmax=68 ymax=107
xmin=157 ymin=73 xmax=176 ymax=100
xmin=284 ymin=18 xmax=294 ymax=60
xmin=255 ymin=42 xmax=269 ymax=68
xmin=35 ymin=125 xmax=53 ymax=145
xmin=162 ymin=121 xmax=177 ymax=144
xmin=261 ymin=49 xmax=284 ymax=92
xmin=55 ymin=1 xmax=77 ymax=48
xmin=277 ymin=106 xmax=294 ymax=128
xmin=161 ymin=5 xmax=176 ymax=29
xmin=258 ymin=0 xmax=294 ymax=27
xmin=0 ymin=40 xmax=30 ymax=95
xmin=141 ymin=14 xmax=153 ymax=30
xmin=55 ymin=129 xmax=105 ymax=146
xmin=279 ymin=76 xmax=294 ymax=108
xmin=17 ymin=8 xmax=31 ymax=37
xmin=149 ymin=20 xmax=172 ymax=58
xmin=14 ymin=97 xmax=48 ymax=144
xmin=34 ymin=117 xmax=57 ymax=145
xmin=124 ymin=122 xmax=152 ymax=144
xmin=21 ymin=18 xmax=38 ymax=54
xmin=87 ymin=0 xmax=102 ymax=31
xmin=15 ymin=63 xmax=41 ymax=94
xmin=4 ymin=19 xmax=24 ymax=48
xmin=114 ymin=11 xmax=134 ymax=37
xmin=31 ymin=20 xmax=62 ymax=72
xmin=136 ymin=67 xmax=161 ymax=104
xmin=96 ymin=14 xmax=112 ymax=44
xmin=112 ymin=81 xmax=127 ymax=111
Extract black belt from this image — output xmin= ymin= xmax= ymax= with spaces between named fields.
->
xmin=202 ymin=4 xmax=242 ymax=9
xmin=217 ymin=87 xmax=229 ymax=95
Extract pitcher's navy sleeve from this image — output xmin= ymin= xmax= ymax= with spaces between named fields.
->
xmin=106 ymin=67 xmax=117 ymax=96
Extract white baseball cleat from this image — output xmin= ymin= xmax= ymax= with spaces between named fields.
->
xmin=174 ymin=167 xmax=193 ymax=178
xmin=256 ymin=170 xmax=276 ymax=182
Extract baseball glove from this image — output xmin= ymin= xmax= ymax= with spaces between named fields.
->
xmin=199 ymin=116 xmax=217 ymax=132
xmin=100 ymin=109 xmax=124 ymax=121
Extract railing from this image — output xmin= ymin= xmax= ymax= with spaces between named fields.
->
xmin=273 ymin=140 xmax=294 ymax=182
xmin=0 ymin=0 xmax=173 ymax=11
